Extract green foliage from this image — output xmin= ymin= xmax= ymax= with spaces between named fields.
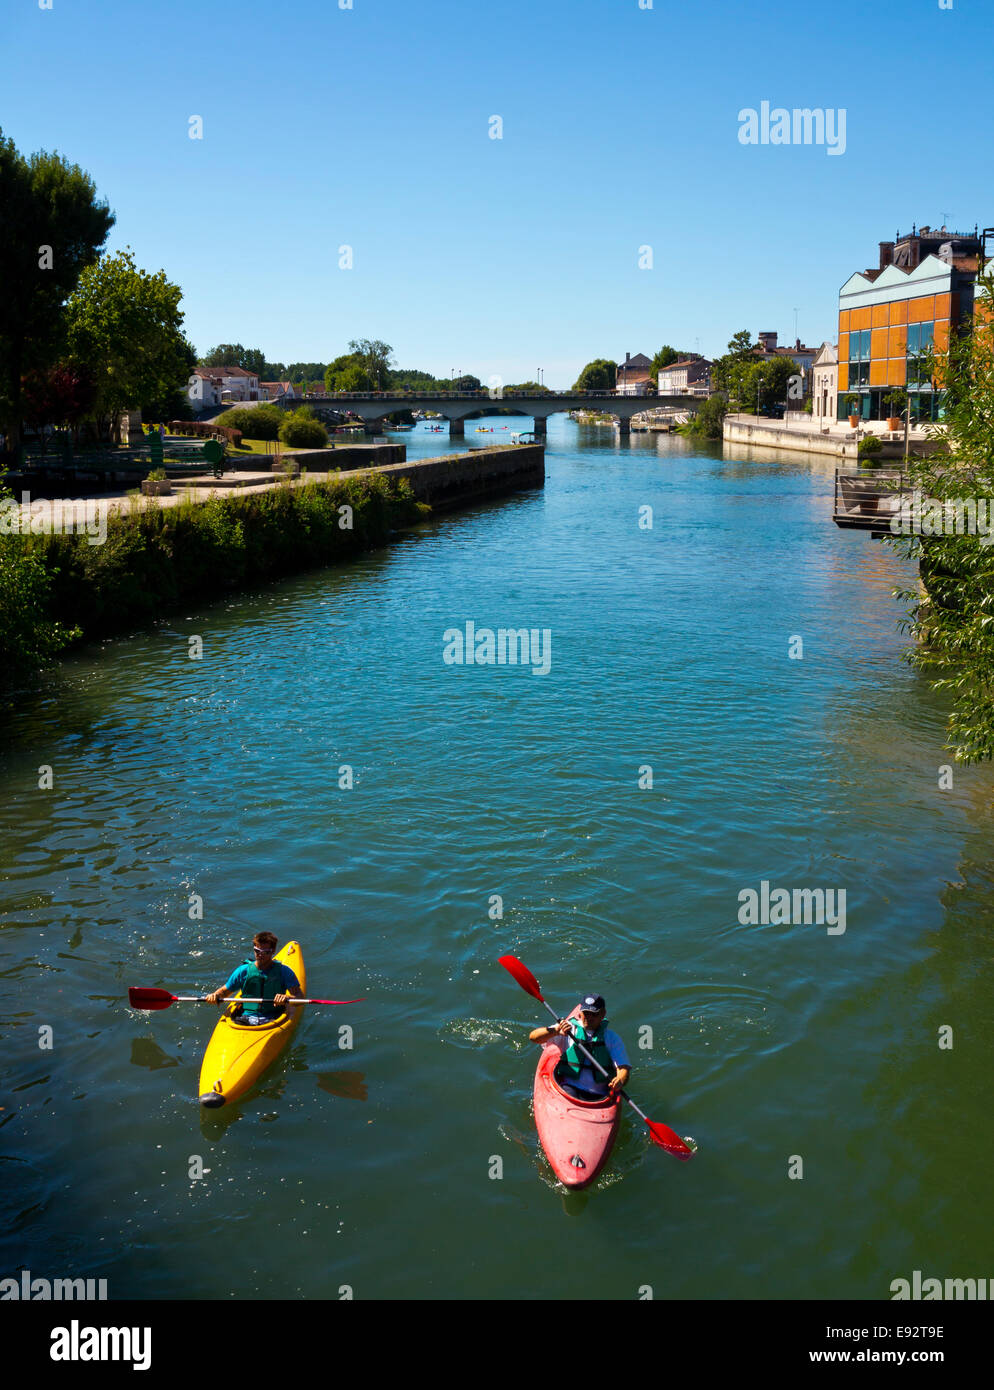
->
xmin=573 ymin=359 xmax=617 ymax=391
xmin=681 ymin=395 xmax=727 ymax=439
xmin=884 ymin=269 xmax=994 ymax=761
xmin=65 ymin=249 xmax=195 ymax=428
xmin=845 ymin=394 xmax=861 ymax=414
xmin=197 ymin=344 xmax=284 ymax=378
xmin=709 ymin=331 xmax=756 ymax=395
xmin=857 ymin=434 xmax=882 ymax=461
xmin=884 ymin=388 xmax=908 ymax=413
xmin=325 ymin=358 xmax=374 ymax=392
xmin=30 ymin=473 xmax=423 ymax=644
xmin=724 ymin=355 xmax=798 ymax=412
xmin=0 ymin=487 xmax=80 ymax=676
xmin=649 ymin=346 xmax=691 ymax=379
xmin=279 ymin=407 xmax=328 ymax=448
xmin=214 ymin=403 xmax=283 ymax=440
xmin=286 ymin=362 xmax=326 ymax=384
xmin=0 ymin=128 xmax=115 ymax=450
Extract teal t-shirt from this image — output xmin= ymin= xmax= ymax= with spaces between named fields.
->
xmin=224 ymin=961 xmax=300 ymax=1015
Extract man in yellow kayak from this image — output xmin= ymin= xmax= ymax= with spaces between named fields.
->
xmin=529 ymin=993 xmax=631 ymax=1101
xmin=205 ymin=932 xmax=303 ymax=1025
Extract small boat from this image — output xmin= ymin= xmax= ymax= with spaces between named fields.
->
xmin=198 ymin=941 xmax=306 ymax=1108
xmin=532 ymin=1007 xmax=621 ymax=1188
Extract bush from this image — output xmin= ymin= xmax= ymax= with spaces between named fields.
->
xmin=857 ymin=434 xmax=882 ymax=464
xmin=29 ymin=473 xmax=424 ymax=644
xmin=279 ymin=408 xmax=328 ymax=449
xmin=214 ymin=404 xmax=283 ymax=441
xmin=0 ymin=529 xmax=80 ymax=678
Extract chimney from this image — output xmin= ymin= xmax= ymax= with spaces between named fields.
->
xmin=625 ymin=351 xmax=631 ymax=363
xmin=879 ymin=240 xmax=895 ymax=269
xmin=758 ymin=331 xmax=777 ymax=352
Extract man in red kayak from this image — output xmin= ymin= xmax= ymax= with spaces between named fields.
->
xmin=204 ymin=932 xmax=303 ymax=1025
xmin=529 ymin=993 xmax=631 ymax=1101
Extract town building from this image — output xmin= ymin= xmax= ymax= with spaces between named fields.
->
xmin=187 ymin=369 xmax=222 ymax=409
xmin=753 ymin=332 xmax=818 ymax=375
xmin=260 ymin=381 xmax=298 ymax=404
xmin=837 ymin=225 xmax=986 ymax=422
xmin=658 ymin=355 xmax=712 ymax=396
xmin=615 ymin=352 xmax=653 ymax=395
xmin=187 ymin=365 xmax=260 ymax=407
xmin=810 ymin=342 xmax=838 ymax=426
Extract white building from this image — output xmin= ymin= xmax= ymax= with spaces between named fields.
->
xmin=188 ymin=365 xmax=260 ymax=407
xmin=188 ymin=369 xmax=222 ymax=409
xmin=260 ymin=381 xmax=298 ymax=403
xmin=658 ymin=357 xmax=712 ymax=396
xmin=811 ymin=342 xmax=838 ymax=426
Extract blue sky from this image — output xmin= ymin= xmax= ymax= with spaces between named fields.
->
xmin=3 ymin=0 xmax=991 ymax=384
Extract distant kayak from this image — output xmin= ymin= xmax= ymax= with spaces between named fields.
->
xmin=198 ymin=941 xmax=306 ymax=1108
xmin=533 ymin=1007 xmax=621 ymax=1188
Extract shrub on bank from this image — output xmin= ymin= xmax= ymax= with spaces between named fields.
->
xmin=22 ymin=473 xmax=426 ymax=650
xmin=0 ymin=529 xmax=80 ymax=676
xmin=279 ymin=407 xmax=328 ymax=449
xmin=214 ymin=404 xmax=283 ymax=441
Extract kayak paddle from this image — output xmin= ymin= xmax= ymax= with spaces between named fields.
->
xmin=498 ymin=954 xmax=695 ymax=1160
xmin=128 ymin=987 xmax=365 ymax=1011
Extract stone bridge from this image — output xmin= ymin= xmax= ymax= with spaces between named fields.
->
xmin=281 ymin=389 xmax=706 ymax=437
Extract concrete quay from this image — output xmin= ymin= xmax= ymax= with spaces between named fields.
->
xmin=723 ymin=413 xmax=945 ymax=461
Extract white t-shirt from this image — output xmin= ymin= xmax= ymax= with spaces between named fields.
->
xmin=545 ymin=1029 xmax=630 ymax=1095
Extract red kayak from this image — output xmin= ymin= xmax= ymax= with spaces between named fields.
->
xmin=533 ymin=1010 xmax=622 ymax=1189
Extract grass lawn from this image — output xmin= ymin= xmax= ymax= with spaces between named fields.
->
xmin=229 ymin=438 xmax=329 ymax=456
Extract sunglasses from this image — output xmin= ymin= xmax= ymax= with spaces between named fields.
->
xmin=253 ymin=946 xmax=273 ymax=955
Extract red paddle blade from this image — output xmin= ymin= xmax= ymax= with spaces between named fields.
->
xmin=498 ymin=955 xmax=545 ymax=1003
xmin=128 ymin=987 xmax=176 ymax=1011
xmin=307 ymin=997 xmax=366 ymax=1005
xmin=645 ymin=1119 xmax=696 ymax=1160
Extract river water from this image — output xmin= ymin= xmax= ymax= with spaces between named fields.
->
xmin=2 ymin=415 xmax=992 ymax=1301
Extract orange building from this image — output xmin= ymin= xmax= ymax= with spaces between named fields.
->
xmin=837 ymin=226 xmax=986 ymax=423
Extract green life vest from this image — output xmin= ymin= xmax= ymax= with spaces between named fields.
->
xmin=558 ymin=1021 xmax=616 ymax=1083
xmin=238 ymin=959 xmax=283 ymax=1015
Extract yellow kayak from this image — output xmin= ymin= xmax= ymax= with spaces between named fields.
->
xmin=198 ymin=941 xmax=306 ymax=1108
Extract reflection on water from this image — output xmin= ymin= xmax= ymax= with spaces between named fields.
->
xmin=1 ymin=415 xmax=992 ymax=1299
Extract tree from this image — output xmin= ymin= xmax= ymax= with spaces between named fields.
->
xmin=886 ymin=275 xmax=994 ymax=761
xmin=682 ymin=394 xmax=726 ymax=440
xmin=325 ymin=359 xmax=374 ymax=392
xmin=504 ymin=381 xmax=553 ymax=394
xmin=728 ymin=356 xmax=797 ymax=412
xmin=348 ymin=338 xmax=393 ymax=389
xmin=649 ymin=346 xmax=683 ymax=376
xmin=711 ymin=330 xmax=758 ymax=395
xmin=573 ymin=359 xmax=617 ymax=391
xmin=0 ymin=128 xmax=114 ymax=452
xmin=198 ymin=344 xmax=277 ymax=377
xmin=65 ymin=249 xmax=195 ymax=438
xmin=21 ymin=362 xmax=96 ymax=439
xmin=453 ymin=374 xmax=481 ymax=392
xmin=286 ymin=362 xmax=326 ymax=384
